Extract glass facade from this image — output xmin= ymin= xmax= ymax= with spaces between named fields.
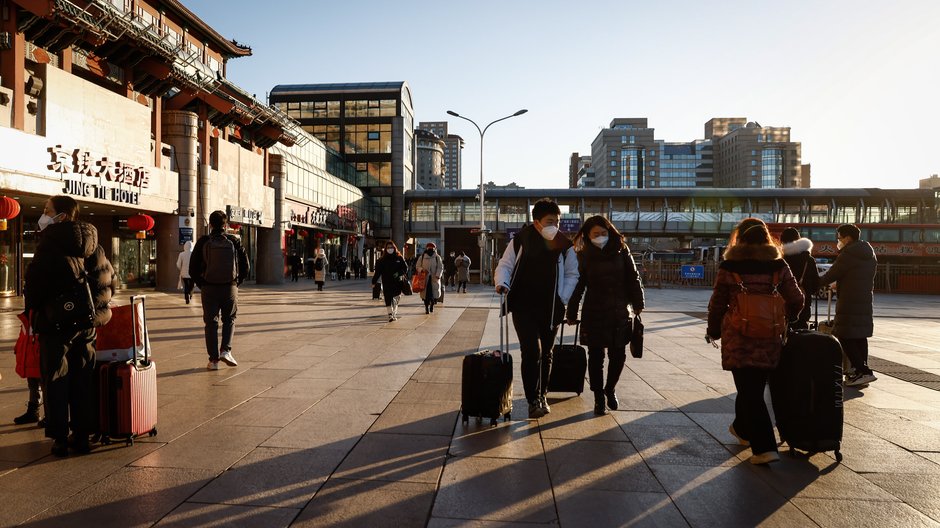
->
xmin=761 ymin=149 xmax=783 ymax=188
xmin=657 ymin=141 xmax=713 ymax=188
xmin=620 ymin=148 xmax=643 ymax=188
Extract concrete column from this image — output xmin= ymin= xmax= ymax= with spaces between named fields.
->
xmin=0 ymin=4 xmax=25 ymax=130
xmin=256 ymin=154 xmax=286 ymax=284
xmin=154 ymin=213 xmax=179 ymax=291
xmin=161 ymin=110 xmax=198 ymax=291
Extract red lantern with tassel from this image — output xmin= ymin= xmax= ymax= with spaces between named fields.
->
xmin=0 ymin=197 xmax=21 ymax=231
xmin=127 ymin=214 xmax=155 ymax=239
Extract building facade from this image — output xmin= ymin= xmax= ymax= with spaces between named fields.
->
xmin=589 ymin=117 xmax=806 ymax=189
xmin=419 ymin=121 xmax=463 ymax=189
xmin=414 ymin=129 xmax=445 ymax=190
xmin=920 ymin=174 xmax=940 ymax=190
xmin=269 ymin=83 xmax=415 ymax=244
xmin=568 ymin=153 xmax=592 ymax=188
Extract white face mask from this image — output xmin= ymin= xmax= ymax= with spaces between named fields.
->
xmin=449 ymin=253 xmax=455 ymax=257
xmin=386 ymin=248 xmax=395 ymax=254
xmin=539 ymin=225 xmax=559 ymax=241
xmin=38 ymin=214 xmax=57 ymax=231
xmin=836 ymin=239 xmax=845 ymax=251
xmin=591 ymin=236 xmax=608 ymax=248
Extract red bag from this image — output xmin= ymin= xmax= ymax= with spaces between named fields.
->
xmin=412 ymin=268 xmax=428 ymax=293
xmin=728 ymin=271 xmax=787 ymax=340
xmin=14 ymin=312 xmax=41 ymax=379
xmin=96 ymin=302 xmax=149 ymax=362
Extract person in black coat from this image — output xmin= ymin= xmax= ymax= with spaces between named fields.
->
xmin=566 ymin=216 xmax=645 ymax=415
xmin=24 ymin=195 xmax=116 ymax=456
xmin=780 ymin=227 xmax=820 ymax=329
xmin=373 ymin=241 xmax=408 ymax=322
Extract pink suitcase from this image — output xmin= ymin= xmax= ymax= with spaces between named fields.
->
xmin=98 ymin=295 xmax=157 ymax=445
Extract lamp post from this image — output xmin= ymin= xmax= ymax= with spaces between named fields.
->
xmin=446 ymin=108 xmax=527 ymax=285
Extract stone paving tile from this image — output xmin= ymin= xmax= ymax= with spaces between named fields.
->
xmin=623 ymin=423 xmax=739 ymax=467
xmin=843 ymin=400 xmax=940 ymax=452
xmin=333 ymin=432 xmax=450 ymax=484
xmin=684 ymin=412 xmax=744 ymax=446
xmin=254 ymin=354 xmax=329 ymax=371
xmin=292 ymin=478 xmax=437 ymax=527
xmin=188 ymin=446 xmax=346 ymax=509
xmin=656 ymin=390 xmax=737 ymax=413
xmin=651 ymin=464 xmax=817 ymax=527
xmin=370 ymin=401 xmax=460 ymax=436
xmin=427 ymin=519 xmax=552 ymax=528
xmin=863 ymin=473 xmax=940 ymax=523
xmin=544 ymin=438 xmax=663 ymax=493
xmin=342 ymin=364 xmax=423 ymax=391
xmin=261 ymin=390 xmax=397 ymax=449
xmin=253 ymin=376 xmax=345 ymax=400
xmin=394 ymin=380 xmax=462 ymax=403
xmin=432 ymin=457 xmax=557 ymax=524
xmin=450 ymin=419 xmax=545 ymax=460
xmin=131 ymin=424 xmax=279 ymax=472
xmin=610 ymin=398 xmax=679 ymax=412
xmin=791 ymin=498 xmax=939 ymax=528
xmin=213 ymin=397 xmax=318 ymax=428
xmin=213 ymin=368 xmax=299 ymax=389
xmin=21 ymin=467 xmax=217 ymax=528
xmin=554 ymin=489 xmax=688 ymax=528
xmin=135 ymin=398 xmax=230 ymax=443
xmin=839 ymin=424 xmax=940 ymax=474
xmin=154 ymin=502 xmax=298 ymax=527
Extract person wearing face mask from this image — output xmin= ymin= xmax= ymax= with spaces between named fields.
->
xmin=416 ymin=242 xmax=444 ymax=314
xmin=373 ymin=241 xmax=408 ymax=321
xmin=313 ymin=248 xmax=328 ymax=291
xmin=819 ymin=224 xmax=878 ymax=387
xmin=455 ymin=251 xmax=471 ymax=293
xmin=565 ymin=216 xmax=645 ymax=416
xmin=443 ymin=250 xmax=457 ymax=297
xmin=24 ymin=195 xmax=116 ymax=456
xmin=495 ymin=198 xmax=579 ymax=419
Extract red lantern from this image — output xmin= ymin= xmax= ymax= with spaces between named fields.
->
xmin=127 ymin=214 xmax=154 ymax=239
xmin=299 ymin=229 xmax=308 ymax=238
xmin=229 ymin=223 xmax=242 ymax=231
xmin=0 ymin=197 xmax=21 ymax=231
xmin=285 ymin=228 xmax=295 ymax=236
xmin=316 ymin=232 xmax=324 ymax=239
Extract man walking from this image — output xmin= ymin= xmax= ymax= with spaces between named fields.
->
xmin=190 ymin=211 xmax=250 ymax=370
xmin=819 ymin=224 xmax=878 ymax=387
xmin=495 ymin=198 xmax=579 ymax=418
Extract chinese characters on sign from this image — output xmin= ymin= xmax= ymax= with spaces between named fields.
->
xmin=290 ymin=204 xmax=357 ymax=230
xmin=48 ymin=145 xmax=150 ymax=205
xmin=226 ymin=205 xmax=263 ymax=226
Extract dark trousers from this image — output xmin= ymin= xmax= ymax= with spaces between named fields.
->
xmin=841 ymin=337 xmax=872 ymax=375
xmin=458 ymin=281 xmax=468 ymax=292
xmin=424 ymin=276 xmax=437 ymax=311
xmin=512 ymin=312 xmax=558 ymax=403
xmin=731 ymin=368 xmax=777 ymax=455
xmin=587 ymin=346 xmax=627 ymax=393
xmin=39 ymin=328 xmax=96 ymax=440
xmin=201 ymin=283 xmax=238 ymax=361
xmin=182 ymin=278 xmax=195 ymax=300
xmin=290 ymin=269 xmax=299 ymax=282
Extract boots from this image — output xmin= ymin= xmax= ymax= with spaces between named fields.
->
xmin=13 ymin=401 xmax=40 ymax=425
xmin=593 ymin=391 xmax=608 ymax=415
xmin=604 ymin=388 xmax=619 ymax=411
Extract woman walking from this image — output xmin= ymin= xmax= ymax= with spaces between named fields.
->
xmin=416 ymin=242 xmax=444 ymax=314
xmin=313 ymin=249 xmax=328 ymax=291
xmin=455 ymin=251 xmax=471 ymax=293
xmin=177 ymin=240 xmax=195 ymax=303
xmin=566 ymin=216 xmax=645 ymax=416
xmin=373 ymin=241 xmax=408 ymax=321
xmin=779 ymin=227 xmax=819 ymax=329
xmin=706 ymin=218 xmax=803 ymax=465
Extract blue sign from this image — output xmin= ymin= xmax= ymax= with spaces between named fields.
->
xmin=680 ymin=265 xmax=705 ymax=279
xmin=179 ymin=227 xmax=194 ymax=244
xmin=560 ymin=218 xmax=581 ymax=233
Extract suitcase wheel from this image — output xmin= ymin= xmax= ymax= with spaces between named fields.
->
xmin=101 ymin=436 xmax=112 ymax=446
xmin=149 ymin=428 xmax=157 ymax=437
xmin=91 ymin=433 xmax=102 ymax=444
xmin=835 ymin=450 xmax=843 ymax=462
xmin=126 ymin=437 xmax=134 ymax=446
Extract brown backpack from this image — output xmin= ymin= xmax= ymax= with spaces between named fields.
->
xmin=728 ymin=271 xmax=787 ymax=340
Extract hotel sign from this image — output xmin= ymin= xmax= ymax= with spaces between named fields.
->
xmin=47 ymin=145 xmax=150 ymax=205
xmin=290 ymin=203 xmax=357 ymax=231
xmin=226 ymin=205 xmax=263 ymax=226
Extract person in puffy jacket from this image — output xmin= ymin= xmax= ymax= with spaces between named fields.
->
xmin=24 ymin=195 xmax=115 ymax=457
xmin=416 ymin=242 xmax=444 ymax=314
xmin=566 ymin=216 xmax=645 ymax=416
xmin=780 ymin=227 xmax=819 ymax=329
xmin=706 ymin=218 xmax=803 ymax=465
xmin=373 ymin=241 xmax=408 ymax=321
xmin=455 ymin=251 xmax=471 ymax=293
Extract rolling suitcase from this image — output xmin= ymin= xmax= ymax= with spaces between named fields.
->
xmin=461 ymin=294 xmax=513 ymax=426
xmin=548 ymin=322 xmax=587 ymax=395
xmin=769 ymin=297 xmax=844 ymax=462
xmin=98 ymin=295 xmax=158 ymax=445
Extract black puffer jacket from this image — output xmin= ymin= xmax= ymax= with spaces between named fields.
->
xmin=373 ymin=253 xmax=408 ymax=297
xmin=566 ymin=236 xmax=645 ymax=348
xmin=819 ymin=239 xmax=877 ymax=339
xmin=24 ymin=221 xmax=116 ymax=333
xmin=782 ymin=238 xmax=820 ymax=326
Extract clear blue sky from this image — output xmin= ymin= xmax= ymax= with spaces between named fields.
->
xmin=186 ymin=0 xmax=939 ymax=190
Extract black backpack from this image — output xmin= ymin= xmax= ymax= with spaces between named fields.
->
xmin=315 ymin=258 xmax=324 ymax=271
xmin=202 ymin=234 xmax=237 ymax=284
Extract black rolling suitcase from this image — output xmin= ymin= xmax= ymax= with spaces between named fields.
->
xmin=461 ymin=295 xmax=513 ymax=426
xmin=548 ymin=323 xmax=587 ymax=395
xmin=769 ymin=297 xmax=845 ymax=462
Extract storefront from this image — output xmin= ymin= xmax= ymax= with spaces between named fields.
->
xmin=226 ymin=205 xmax=264 ymax=281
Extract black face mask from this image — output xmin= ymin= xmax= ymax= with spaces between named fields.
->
xmin=427 ymin=249 xmax=435 ymax=255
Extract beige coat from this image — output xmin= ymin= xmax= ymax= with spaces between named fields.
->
xmin=417 ymin=252 xmax=444 ymax=300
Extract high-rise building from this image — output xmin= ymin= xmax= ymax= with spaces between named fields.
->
xmin=418 ymin=121 xmax=463 ymax=189
xmin=270 ymin=82 xmax=415 ymax=243
xmin=568 ymin=153 xmax=592 ymax=188
xmin=921 ymin=174 xmax=940 ymax=190
xmin=415 ymin=129 xmax=445 ymax=189
xmin=588 ymin=117 xmax=805 ymax=189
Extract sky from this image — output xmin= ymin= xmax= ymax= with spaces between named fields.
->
xmin=185 ymin=0 xmax=940 ymax=190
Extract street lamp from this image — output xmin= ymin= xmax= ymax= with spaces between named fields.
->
xmin=446 ymin=108 xmax=528 ymax=285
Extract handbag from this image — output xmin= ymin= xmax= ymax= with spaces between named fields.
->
xmin=411 ymin=268 xmax=428 ymax=293
xmin=400 ymin=276 xmax=413 ymax=296
xmin=14 ymin=311 xmax=41 ymax=379
xmin=45 ymin=270 xmax=96 ymax=333
xmin=630 ymin=314 xmax=644 ymax=359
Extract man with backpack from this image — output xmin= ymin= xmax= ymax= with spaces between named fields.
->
xmin=189 ymin=211 xmax=250 ymax=370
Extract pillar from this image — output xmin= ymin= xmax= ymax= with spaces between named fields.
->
xmin=160 ymin=110 xmax=199 ymax=291
xmin=0 ymin=2 xmax=25 ymax=130
xmin=256 ymin=154 xmax=286 ymax=284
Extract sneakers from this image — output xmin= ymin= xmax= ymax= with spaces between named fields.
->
xmin=528 ymin=401 xmax=547 ymax=419
xmin=728 ymin=425 xmax=750 ymax=446
xmin=845 ymin=372 xmax=877 ymax=387
xmin=389 ymin=315 xmax=396 ymax=322
xmin=220 ymin=350 xmax=238 ymax=367
xmin=540 ymin=396 xmax=551 ymax=415
xmin=207 ymin=360 xmax=220 ymax=370
xmin=749 ymin=451 xmax=780 ymax=465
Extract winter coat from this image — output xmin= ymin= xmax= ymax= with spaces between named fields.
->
xmin=417 ymin=251 xmax=444 ymax=301
xmin=444 ymin=256 xmax=458 ymax=276
xmin=566 ymin=236 xmax=645 ymax=348
xmin=176 ymin=240 xmax=194 ymax=279
xmin=495 ymin=225 xmax=579 ymax=326
xmin=314 ymin=256 xmax=327 ymax=283
xmin=189 ymin=230 xmax=250 ymax=287
xmin=24 ymin=221 xmax=116 ymax=333
xmin=819 ymin=240 xmax=877 ymax=339
xmin=782 ymin=238 xmax=820 ymax=326
xmin=455 ymin=255 xmax=471 ymax=282
xmin=374 ymin=253 xmax=408 ymax=298
xmin=706 ymin=242 xmax=804 ymax=370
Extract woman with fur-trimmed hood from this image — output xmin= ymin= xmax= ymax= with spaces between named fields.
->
xmin=706 ymin=218 xmax=803 ymax=465
xmin=780 ymin=227 xmax=820 ymax=328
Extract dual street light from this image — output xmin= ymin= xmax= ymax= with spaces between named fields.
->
xmin=446 ymin=109 xmax=528 ymax=285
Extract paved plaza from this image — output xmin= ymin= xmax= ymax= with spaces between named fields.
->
xmin=0 ymin=279 xmax=939 ymax=527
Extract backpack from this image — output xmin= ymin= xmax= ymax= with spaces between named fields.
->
xmin=315 ymin=258 xmax=324 ymax=271
xmin=202 ymin=234 xmax=237 ymax=284
xmin=728 ymin=271 xmax=787 ymax=340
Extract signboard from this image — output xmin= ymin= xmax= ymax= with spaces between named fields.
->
xmin=680 ymin=265 xmax=705 ymax=279
xmin=289 ymin=203 xmax=357 ymax=231
xmin=178 ymin=216 xmax=194 ymax=244
xmin=48 ymin=145 xmax=150 ymax=206
xmin=226 ymin=205 xmax=263 ymax=226
xmin=560 ymin=218 xmax=581 ymax=233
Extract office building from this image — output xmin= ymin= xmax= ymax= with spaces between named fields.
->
xmin=568 ymin=153 xmax=592 ymax=188
xmin=920 ymin=174 xmax=940 ymax=190
xmin=419 ymin=121 xmax=463 ymax=189
xmin=706 ymin=118 xmax=804 ymax=188
xmin=415 ymin=129 xmax=445 ymax=190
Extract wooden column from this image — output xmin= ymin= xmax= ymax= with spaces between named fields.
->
xmin=59 ymin=47 xmax=72 ymax=73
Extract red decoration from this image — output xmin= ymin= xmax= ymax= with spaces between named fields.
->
xmin=0 ymin=197 xmax=21 ymax=231
xmin=127 ymin=214 xmax=155 ymax=232
xmin=299 ymin=229 xmax=308 ymax=238
xmin=229 ymin=223 xmax=242 ymax=231
xmin=285 ymin=229 xmax=295 ymax=236
xmin=316 ymin=232 xmax=324 ymax=239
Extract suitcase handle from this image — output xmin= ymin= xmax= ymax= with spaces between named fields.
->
xmin=129 ymin=295 xmax=150 ymax=366
xmin=499 ymin=292 xmax=509 ymax=364
xmin=558 ymin=320 xmax=580 ymax=347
